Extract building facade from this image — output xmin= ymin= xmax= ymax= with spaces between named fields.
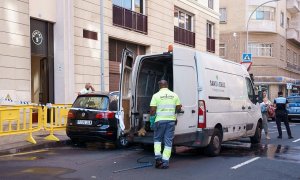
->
xmin=0 ymin=0 xmax=219 ymax=104
xmin=219 ymin=0 xmax=300 ymax=100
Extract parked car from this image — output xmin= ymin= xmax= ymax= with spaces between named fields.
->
xmin=286 ymin=94 xmax=300 ymax=121
xmin=66 ymin=91 xmax=128 ymax=147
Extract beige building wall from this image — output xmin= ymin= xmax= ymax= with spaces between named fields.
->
xmin=0 ymin=0 xmax=220 ymax=104
xmin=220 ymin=0 xmax=300 ymax=101
xmin=74 ymin=0 xmax=220 ymax=93
xmin=0 ymin=0 xmax=31 ymax=103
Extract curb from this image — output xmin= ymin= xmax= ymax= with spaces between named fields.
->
xmin=0 ymin=139 xmax=71 ymax=156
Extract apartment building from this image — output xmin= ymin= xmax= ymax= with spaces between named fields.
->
xmin=219 ymin=0 xmax=300 ymax=100
xmin=0 ymin=0 xmax=219 ymax=104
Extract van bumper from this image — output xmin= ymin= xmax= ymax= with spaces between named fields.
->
xmin=173 ymin=128 xmax=214 ymax=147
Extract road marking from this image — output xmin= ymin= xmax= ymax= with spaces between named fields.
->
xmin=0 ymin=149 xmax=48 ymax=158
xmin=292 ymin=138 xmax=300 ymax=143
xmin=231 ymin=157 xmax=260 ymax=170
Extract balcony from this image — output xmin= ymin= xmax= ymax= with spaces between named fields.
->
xmin=174 ymin=26 xmax=195 ymax=47
xmin=287 ymin=0 xmax=300 ymax=14
xmin=248 ymin=20 xmax=276 ymax=33
xmin=206 ymin=37 xmax=215 ymax=53
xmin=287 ymin=28 xmax=300 ymax=45
xmin=113 ymin=5 xmax=147 ymax=34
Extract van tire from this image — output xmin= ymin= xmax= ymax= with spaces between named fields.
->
xmin=205 ymin=128 xmax=222 ymax=157
xmin=250 ymin=121 xmax=262 ymax=144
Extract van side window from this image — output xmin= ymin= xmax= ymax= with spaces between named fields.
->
xmin=246 ymin=78 xmax=255 ymax=103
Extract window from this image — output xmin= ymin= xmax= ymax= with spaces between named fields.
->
xmin=287 ymin=49 xmax=292 ymax=62
xmin=83 ymin=29 xmax=98 ymax=40
xmin=248 ymin=43 xmax=272 ymax=57
xmin=246 ymin=78 xmax=255 ymax=104
xmin=249 ymin=6 xmax=275 ymax=20
xmin=208 ymin=0 xmax=214 ymax=9
xmin=207 ymin=22 xmax=214 ymax=39
xmin=280 ymin=45 xmax=284 ymax=60
xmin=219 ymin=43 xmax=226 ymax=57
xmin=293 ymin=52 xmax=297 ymax=65
xmin=219 ymin=8 xmax=227 ymax=23
xmin=207 ymin=21 xmax=215 ymax=53
xmin=113 ymin=0 xmax=143 ymax=13
xmin=174 ymin=8 xmax=193 ymax=31
xmin=280 ymin=12 xmax=284 ymax=27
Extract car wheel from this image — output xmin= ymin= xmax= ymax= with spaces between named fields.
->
xmin=115 ymin=135 xmax=129 ymax=148
xmin=205 ymin=128 xmax=222 ymax=157
xmin=250 ymin=121 xmax=262 ymax=144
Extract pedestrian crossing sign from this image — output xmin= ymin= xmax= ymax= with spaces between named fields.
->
xmin=242 ymin=53 xmax=252 ymax=62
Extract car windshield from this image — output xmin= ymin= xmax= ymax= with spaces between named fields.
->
xmin=73 ymin=96 xmax=109 ymax=110
xmin=287 ymin=97 xmax=300 ymax=103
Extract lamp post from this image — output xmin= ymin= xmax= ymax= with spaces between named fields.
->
xmin=246 ymin=0 xmax=280 ymax=53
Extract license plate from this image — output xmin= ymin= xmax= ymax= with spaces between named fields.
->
xmin=77 ymin=120 xmax=92 ymax=125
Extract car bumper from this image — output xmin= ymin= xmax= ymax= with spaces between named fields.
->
xmin=287 ymin=114 xmax=300 ymax=120
xmin=173 ymin=128 xmax=214 ymax=147
xmin=66 ymin=126 xmax=118 ymax=142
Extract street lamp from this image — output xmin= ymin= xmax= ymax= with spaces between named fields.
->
xmin=246 ymin=0 xmax=280 ymax=53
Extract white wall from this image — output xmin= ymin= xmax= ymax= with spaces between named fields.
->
xmin=29 ymin=0 xmax=56 ymax=22
xmin=54 ymin=0 xmax=75 ymax=103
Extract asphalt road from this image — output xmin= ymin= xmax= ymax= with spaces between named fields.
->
xmin=0 ymin=121 xmax=300 ymax=180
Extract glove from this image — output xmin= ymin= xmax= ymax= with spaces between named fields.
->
xmin=150 ymin=115 xmax=156 ymax=129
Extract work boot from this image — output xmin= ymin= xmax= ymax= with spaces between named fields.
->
xmin=155 ymin=159 xmax=163 ymax=168
xmin=277 ymin=135 xmax=282 ymax=139
xmin=288 ymin=136 xmax=294 ymax=139
xmin=266 ymin=133 xmax=271 ymax=140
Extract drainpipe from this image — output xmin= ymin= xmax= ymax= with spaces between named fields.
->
xmin=100 ymin=0 xmax=105 ymax=91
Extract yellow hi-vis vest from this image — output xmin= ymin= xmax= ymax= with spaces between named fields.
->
xmin=150 ymin=88 xmax=181 ymax=122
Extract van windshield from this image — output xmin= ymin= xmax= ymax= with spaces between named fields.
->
xmin=73 ymin=96 xmax=109 ymax=110
xmin=287 ymin=97 xmax=300 ymax=103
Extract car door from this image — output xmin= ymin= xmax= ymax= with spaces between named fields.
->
xmin=245 ymin=77 xmax=261 ymax=134
xmin=173 ymin=47 xmax=198 ymax=135
xmin=117 ymin=48 xmax=134 ymax=132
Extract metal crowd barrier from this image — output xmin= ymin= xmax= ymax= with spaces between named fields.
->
xmin=0 ymin=104 xmax=71 ymax=144
xmin=0 ymin=105 xmax=43 ymax=144
xmin=43 ymin=104 xmax=71 ymax=141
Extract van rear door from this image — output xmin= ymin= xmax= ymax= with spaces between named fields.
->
xmin=173 ymin=47 xmax=198 ymax=135
xmin=118 ymin=48 xmax=134 ymax=132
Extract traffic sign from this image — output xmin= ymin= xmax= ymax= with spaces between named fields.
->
xmin=287 ymin=83 xmax=292 ymax=90
xmin=242 ymin=53 xmax=252 ymax=62
xmin=241 ymin=62 xmax=252 ymax=71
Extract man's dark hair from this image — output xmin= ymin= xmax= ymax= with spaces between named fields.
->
xmin=278 ymin=91 xmax=283 ymax=96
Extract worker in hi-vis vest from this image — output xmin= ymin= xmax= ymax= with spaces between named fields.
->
xmin=150 ymin=80 xmax=182 ymax=169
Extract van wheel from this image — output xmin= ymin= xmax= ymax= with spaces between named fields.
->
xmin=115 ymin=135 xmax=129 ymax=148
xmin=205 ymin=128 xmax=222 ymax=157
xmin=250 ymin=121 xmax=262 ymax=144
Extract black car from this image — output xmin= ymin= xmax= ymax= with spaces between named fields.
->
xmin=66 ymin=91 xmax=127 ymax=147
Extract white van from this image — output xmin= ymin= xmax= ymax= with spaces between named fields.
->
xmin=117 ymin=46 xmax=262 ymax=156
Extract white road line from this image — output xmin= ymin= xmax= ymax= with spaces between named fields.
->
xmin=231 ymin=157 xmax=260 ymax=170
xmin=292 ymin=138 xmax=300 ymax=143
xmin=0 ymin=149 xmax=48 ymax=158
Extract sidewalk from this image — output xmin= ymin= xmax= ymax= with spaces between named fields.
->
xmin=0 ymin=130 xmax=70 ymax=155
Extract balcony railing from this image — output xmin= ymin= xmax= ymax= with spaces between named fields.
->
xmin=174 ymin=26 xmax=195 ymax=47
xmin=113 ymin=5 xmax=147 ymax=34
xmin=206 ymin=37 xmax=215 ymax=53
xmin=287 ymin=28 xmax=300 ymax=45
xmin=287 ymin=0 xmax=300 ymax=14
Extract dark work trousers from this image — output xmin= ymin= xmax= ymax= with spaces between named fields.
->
xmin=275 ymin=111 xmax=292 ymax=137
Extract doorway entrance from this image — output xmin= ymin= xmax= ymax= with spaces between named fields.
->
xmin=30 ymin=19 xmax=54 ymax=105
